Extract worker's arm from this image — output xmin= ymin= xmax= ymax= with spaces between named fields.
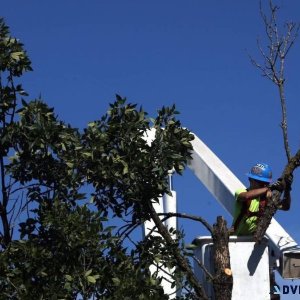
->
xmin=237 ymin=187 xmax=271 ymax=202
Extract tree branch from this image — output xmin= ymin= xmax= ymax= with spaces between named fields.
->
xmin=147 ymin=202 xmax=209 ymax=300
xmin=252 ymin=0 xmax=299 ymax=162
xmin=254 ymin=149 xmax=300 ymax=243
xmin=0 ymin=155 xmax=11 ymax=246
xmin=157 ymin=212 xmax=213 ymax=234
xmin=192 ymin=255 xmax=214 ymax=281
xmin=278 ymin=82 xmax=291 ymax=161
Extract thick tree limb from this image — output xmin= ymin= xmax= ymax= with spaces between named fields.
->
xmin=254 ymin=149 xmax=300 ymax=243
xmin=211 ymin=216 xmax=233 ymax=300
xmin=158 ymin=213 xmax=233 ymax=299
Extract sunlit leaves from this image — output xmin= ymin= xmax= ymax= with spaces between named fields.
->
xmin=0 ymin=18 xmax=32 ymax=76
xmin=81 ymin=95 xmax=194 ymax=222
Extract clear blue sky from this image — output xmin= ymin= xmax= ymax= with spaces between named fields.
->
xmin=2 ymin=1 xmax=300 ymax=298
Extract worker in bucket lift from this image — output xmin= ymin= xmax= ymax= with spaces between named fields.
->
xmin=231 ymin=162 xmax=293 ymax=236
xmin=231 ymin=163 xmax=293 ymax=300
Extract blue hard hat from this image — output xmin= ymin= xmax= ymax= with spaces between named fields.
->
xmin=246 ymin=163 xmax=272 ymax=183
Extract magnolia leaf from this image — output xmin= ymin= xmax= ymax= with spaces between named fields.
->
xmin=11 ymin=51 xmax=23 ymax=60
xmin=123 ymin=164 xmax=129 ymax=175
xmin=87 ymin=276 xmax=96 ymax=284
xmin=85 ymin=269 xmax=93 ymax=277
xmin=112 ymin=277 xmax=120 ymax=286
xmin=65 ymin=274 xmax=73 ymax=281
xmin=154 ymin=255 xmax=161 ymax=264
xmin=66 ymin=162 xmax=74 ymax=168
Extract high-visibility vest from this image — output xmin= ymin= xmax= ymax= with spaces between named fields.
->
xmin=232 ymin=189 xmax=268 ymax=235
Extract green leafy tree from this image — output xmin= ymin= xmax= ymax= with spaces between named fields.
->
xmin=0 ymin=18 xmax=218 ymax=299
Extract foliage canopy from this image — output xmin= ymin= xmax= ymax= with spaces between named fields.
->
xmin=0 ymin=18 xmax=199 ymax=299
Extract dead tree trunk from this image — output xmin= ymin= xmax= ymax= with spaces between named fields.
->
xmin=212 ymin=216 xmax=233 ymax=300
xmin=254 ymin=150 xmax=300 ymax=243
xmin=254 ymin=190 xmax=280 ymax=244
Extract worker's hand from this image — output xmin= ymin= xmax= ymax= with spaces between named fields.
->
xmin=269 ymin=178 xmax=285 ymax=192
xmin=266 ymin=189 xmax=273 ymax=199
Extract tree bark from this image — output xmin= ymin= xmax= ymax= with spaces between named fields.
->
xmin=254 ymin=149 xmax=300 ymax=243
xmin=0 ymin=156 xmax=11 ymax=247
xmin=254 ymin=191 xmax=280 ymax=244
xmin=212 ymin=216 xmax=233 ymax=300
xmin=278 ymin=82 xmax=291 ymax=162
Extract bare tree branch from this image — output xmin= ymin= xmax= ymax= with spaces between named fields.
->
xmin=250 ymin=0 xmax=300 ymax=243
xmin=251 ymin=0 xmax=299 ymax=162
xmin=157 ymin=212 xmax=213 ymax=234
xmin=192 ymin=255 xmax=214 ymax=281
